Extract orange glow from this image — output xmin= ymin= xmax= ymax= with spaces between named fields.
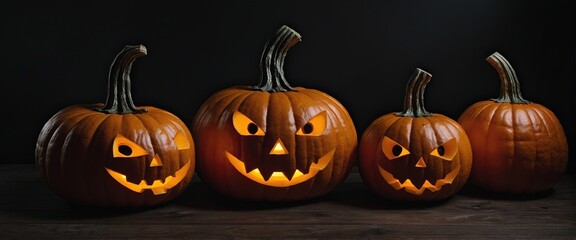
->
xmin=105 ymin=161 xmax=191 ymax=195
xmin=233 ymin=111 xmax=265 ymax=136
xmin=382 ymin=136 xmax=410 ymax=160
xmin=174 ymin=132 xmax=190 ymax=150
xmin=225 ymin=149 xmax=335 ymax=187
xmin=430 ymin=138 xmax=457 ymax=160
xmin=112 ymin=134 xmax=148 ymax=158
xmin=149 ymin=154 xmax=163 ymax=167
xmin=296 ymin=111 xmax=327 ymax=136
xmin=415 ymin=157 xmax=427 ymax=168
xmin=378 ymin=164 xmax=460 ymax=195
xmin=270 ymin=139 xmax=288 ymax=155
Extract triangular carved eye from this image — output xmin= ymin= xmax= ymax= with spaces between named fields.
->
xmin=430 ymin=138 xmax=458 ymax=161
xmin=382 ymin=136 xmax=410 ymax=160
xmin=174 ymin=132 xmax=190 ymax=150
xmin=233 ymin=111 xmax=265 ymax=136
xmin=113 ymin=134 xmax=149 ymax=158
xmin=296 ymin=111 xmax=327 ymax=136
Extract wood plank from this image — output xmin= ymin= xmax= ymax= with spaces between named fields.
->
xmin=0 ymin=164 xmax=574 ymax=239
xmin=0 ymin=223 xmax=574 ymax=239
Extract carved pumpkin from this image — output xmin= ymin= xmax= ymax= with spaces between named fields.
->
xmin=359 ymin=68 xmax=473 ymax=201
xmin=192 ymin=25 xmax=358 ymax=201
xmin=35 ymin=45 xmax=195 ymax=207
xmin=457 ymin=52 xmax=568 ymax=194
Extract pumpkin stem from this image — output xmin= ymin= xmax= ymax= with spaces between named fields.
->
xmin=95 ymin=45 xmax=148 ymax=114
xmin=397 ymin=68 xmax=433 ymax=117
xmin=252 ymin=25 xmax=302 ymax=92
xmin=487 ymin=52 xmax=530 ymax=104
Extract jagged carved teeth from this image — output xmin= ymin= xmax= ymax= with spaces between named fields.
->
xmin=225 ymin=149 xmax=335 ymax=187
xmin=377 ymin=165 xmax=460 ymax=195
xmin=250 ymin=168 xmax=307 ymax=182
xmin=117 ymin=172 xmax=174 ymax=185
xmin=105 ymin=161 xmax=191 ymax=195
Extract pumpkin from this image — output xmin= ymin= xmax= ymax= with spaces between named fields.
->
xmin=359 ymin=68 xmax=473 ymax=201
xmin=192 ymin=25 xmax=358 ymax=201
xmin=35 ymin=45 xmax=195 ymax=207
xmin=457 ymin=52 xmax=568 ymax=194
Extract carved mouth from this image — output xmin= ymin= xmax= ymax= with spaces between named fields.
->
xmin=225 ymin=149 xmax=335 ymax=187
xmin=105 ymin=161 xmax=191 ymax=195
xmin=377 ymin=165 xmax=460 ymax=195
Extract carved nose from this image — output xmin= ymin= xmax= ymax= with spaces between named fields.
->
xmin=415 ymin=157 xmax=427 ymax=168
xmin=270 ymin=139 xmax=288 ymax=155
xmin=150 ymin=154 xmax=163 ymax=167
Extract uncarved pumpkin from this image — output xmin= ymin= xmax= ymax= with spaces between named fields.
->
xmin=457 ymin=52 xmax=568 ymax=194
xmin=35 ymin=45 xmax=195 ymax=207
xmin=359 ymin=68 xmax=473 ymax=201
xmin=192 ymin=25 xmax=358 ymax=202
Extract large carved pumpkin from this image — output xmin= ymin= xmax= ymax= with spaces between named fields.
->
xmin=35 ymin=45 xmax=195 ymax=207
xmin=359 ymin=68 xmax=473 ymax=201
xmin=458 ymin=52 xmax=568 ymax=194
xmin=192 ymin=25 xmax=358 ymax=201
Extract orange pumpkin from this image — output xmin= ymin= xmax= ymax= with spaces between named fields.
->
xmin=192 ymin=26 xmax=358 ymax=201
xmin=35 ymin=45 xmax=195 ymax=207
xmin=457 ymin=52 xmax=568 ymax=193
xmin=359 ymin=68 xmax=473 ymax=201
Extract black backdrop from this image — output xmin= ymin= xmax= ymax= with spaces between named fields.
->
xmin=2 ymin=1 xmax=574 ymax=173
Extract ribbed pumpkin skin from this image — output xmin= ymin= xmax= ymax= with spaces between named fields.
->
xmin=458 ymin=101 xmax=568 ymax=193
xmin=358 ymin=69 xmax=472 ymax=201
xmin=35 ymin=104 xmax=195 ymax=207
xmin=35 ymin=45 xmax=195 ymax=207
xmin=192 ymin=86 xmax=358 ymax=201
xmin=359 ymin=113 xmax=472 ymax=201
xmin=457 ymin=52 xmax=568 ymax=194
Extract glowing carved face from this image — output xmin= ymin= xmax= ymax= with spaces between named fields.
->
xmin=105 ymin=132 xmax=191 ymax=195
xmin=378 ymin=136 xmax=460 ymax=195
xmin=224 ymin=110 xmax=335 ymax=187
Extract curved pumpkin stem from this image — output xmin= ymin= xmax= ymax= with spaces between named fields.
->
xmin=397 ymin=68 xmax=433 ymax=117
xmin=252 ymin=25 xmax=302 ymax=92
xmin=95 ymin=45 xmax=148 ymax=114
xmin=487 ymin=52 xmax=530 ymax=104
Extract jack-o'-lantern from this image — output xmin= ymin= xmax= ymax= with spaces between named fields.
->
xmin=192 ymin=25 xmax=358 ymax=202
xmin=35 ymin=45 xmax=195 ymax=207
xmin=458 ymin=52 xmax=568 ymax=194
xmin=359 ymin=68 xmax=473 ymax=201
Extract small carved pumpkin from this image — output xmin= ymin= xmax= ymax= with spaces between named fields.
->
xmin=359 ymin=69 xmax=473 ymax=201
xmin=192 ymin=26 xmax=358 ymax=201
xmin=35 ymin=45 xmax=195 ymax=207
xmin=458 ymin=52 xmax=568 ymax=194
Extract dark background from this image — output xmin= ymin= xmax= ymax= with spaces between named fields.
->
xmin=1 ymin=1 xmax=574 ymax=173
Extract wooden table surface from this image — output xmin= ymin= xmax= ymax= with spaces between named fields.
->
xmin=1 ymin=164 xmax=574 ymax=239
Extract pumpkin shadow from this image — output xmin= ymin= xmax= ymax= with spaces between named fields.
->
xmin=50 ymin=201 xmax=166 ymax=219
xmin=0 ymin=177 xmax=169 ymax=220
xmin=456 ymin=182 xmax=555 ymax=201
xmin=173 ymin=171 xmax=456 ymax=210
xmin=173 ymin=178 xmax=325 ymax=211
xmin=320 ymin=182 xmax=454 ymax=210
xmin=175 ymin=179 xmax=454 ymax=211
